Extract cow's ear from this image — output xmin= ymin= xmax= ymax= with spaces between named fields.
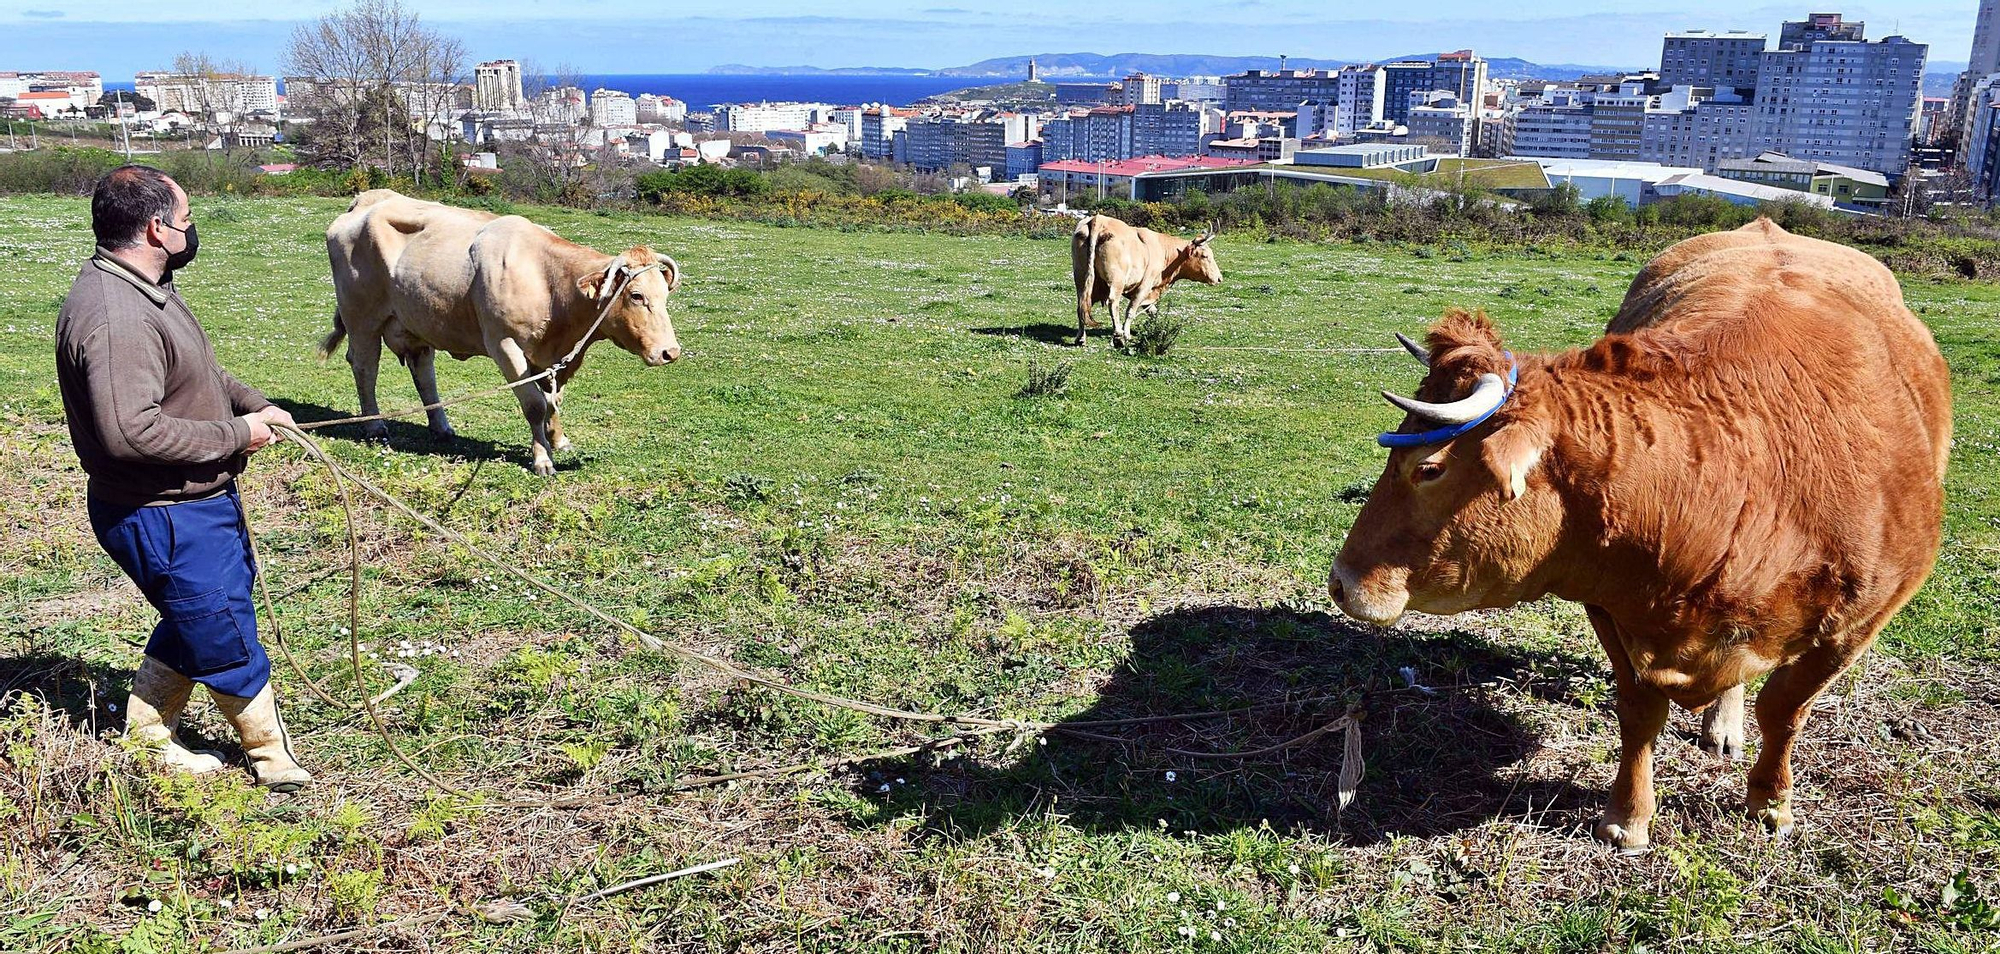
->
xmin=1480 ymin=423 xmax=1546 ymax=502
xmin=576 ymin=264 xmax=619 ymax=301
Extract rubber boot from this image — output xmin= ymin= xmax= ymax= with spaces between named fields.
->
xmin=125 ymin=656 xmax=226 ymax=773
xmin=210 ymin=684 xmax=312 ymax=792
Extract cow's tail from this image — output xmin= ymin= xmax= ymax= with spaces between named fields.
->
xmin=1076 ymin=214 xmax=1100 ymax=329
xmin=314 ymin=312 xmax=348 ymax=362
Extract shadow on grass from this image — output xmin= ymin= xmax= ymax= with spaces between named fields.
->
xmin=271 ymin=397 xmax=572 ymax=472
xmin=970 ymin=323 xmax=1080 ymax=347
xmin=1 ymin=651 xmax=129 ymax=737
xmin=866 ymin=605 xmax=1601 ymax=844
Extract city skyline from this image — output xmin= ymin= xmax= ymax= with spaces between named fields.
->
xmin=0 ymin=3 xmax=1973 ymax=78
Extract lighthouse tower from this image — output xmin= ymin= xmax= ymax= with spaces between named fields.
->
xmin=1027 ymin=58 xmax=1040 ymax=83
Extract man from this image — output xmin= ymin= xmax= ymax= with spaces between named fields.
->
xmin=55 ymin=165 xmax=311 ymax=792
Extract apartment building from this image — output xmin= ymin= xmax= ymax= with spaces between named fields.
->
xmin=1333 ymin=65 xmax=1386 ymax=136
xmin=1120 ymin=73 xmax=1162 ymax=106
xmin=1752 ymin=33 xmax=1925 ymax=176
xmin=715 ymin=101 xmax=829 ymax=133
xmin=1381 ymin=61 xmax=1435 ymax=124
xmin=1406 ymin=93 xmax=1475 ymax=154
xmin=1509 ymin=92 xmax=1595 ymax=159
xmin=1659 ymin=31 xmax=1766 ymax=89
xmin=1429 ymin=51 xmax=1489 ymax=106
xmin=1223 ymin=68 xmax=1342 ymax=112
xmin=1640 ymin=88 xmax=1759 ymax=169
xmin=590 ymin=89 xmax=637 ymax=127
xmin=134 ymin=72 xmax=278 ymax=116
xmin=635 ymin=94 xmax=687 ymax=124
xmin=1589 ymin=87 xmax=1651 ymax=161
xmin=861 ymin=107 xmax=913 ymax=159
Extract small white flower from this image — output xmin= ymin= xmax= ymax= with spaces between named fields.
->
xmin=1215 ymin=900 xmax=1226 ymax=911
xmin=107 ymin=702 xmax=119 ymax=712
xmin=254 ymin=907 xmax=270 ymax=921
xmin=218 ymin=898 xmax=234 ymax=909
xmin=895 ymin=778 xmax=905 ymax=784
xmin=284 ymin=863 xmax=297 ymax=875
xmin=147 ymin=899 xmax=162 ymax=913
xmin=1210 ymin=931 xmax=1222 ymax=941
xmin=1166 ymin=891 xmax=1180 ymax=904
xmin=877 ymin=784 xmax=891 ymax=794
xmin=1287 ymin=863 xmax=1300 ymax=875
xmin=1164 ymin=771 xmax=1177 ymax=782
xmin=1040 ymin=867 xmax=1055 ymax=878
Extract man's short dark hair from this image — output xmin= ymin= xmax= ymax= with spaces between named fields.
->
xmin=91 ymin=165 xmax=179 ymax=250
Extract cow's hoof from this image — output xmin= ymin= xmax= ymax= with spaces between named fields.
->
xmin=531 ymin=459 xmax=557 ymax=477
xmin=1697 ymin=734 xmax=1743 ymax=761
xmin=1592 ymin=818 xmax=1650 ymax=856
xmin=361 ymin=422 xmax=391 ymax=443
xmin=1751 ymin=801 xmax=1794 ymax=838
xmin=429 ymin=425 xmax=456 ymax=440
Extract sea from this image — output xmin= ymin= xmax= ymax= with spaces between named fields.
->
xmin=106 ymin=73 xmax=984 ymax=108
xmin=573 ymin=74 xmax=980 ymax=108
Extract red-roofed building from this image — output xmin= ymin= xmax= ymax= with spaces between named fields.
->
xmin=16 ymin=90 xmax=83 ymax=117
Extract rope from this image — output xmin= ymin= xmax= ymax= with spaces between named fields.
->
xmin=238 ymin=253 xmax=1370 ymax=807
xmin=252 ymin=423 xmax=1365 ymax=808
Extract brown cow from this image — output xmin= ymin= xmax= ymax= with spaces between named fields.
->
xmin=319 ymin=190 xmax=682 ymax=475
xmin=1329 ymin=219 xmax=1951 ymax=853
xmin=1072 ymin=214 xmax=1220 ymax=347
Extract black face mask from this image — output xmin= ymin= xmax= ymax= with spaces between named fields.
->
xmin=160 ymin=219 xmax=198 ymax=275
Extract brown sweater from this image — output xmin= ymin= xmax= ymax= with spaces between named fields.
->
xmin=55 ymin=248 xmax=270 ymax=506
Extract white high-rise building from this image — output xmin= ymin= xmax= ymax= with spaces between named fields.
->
xmin=590 ymin=88 xmax=636 ymax=126
xmin=475 ymin=60 xmax=524 ymax=111
xmin=134 ymin=72 xmax=278 ymax=116
xmin=715 ymin=101 xmax=828 ymax=132
xmin=635 ymin=94 xmax=687 ymax=124
xmin=1333 ymin=65 xmax=1385 ymax=136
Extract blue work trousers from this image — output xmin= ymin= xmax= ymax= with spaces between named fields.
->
xmin=88 ymin=484 xmax=271 ymax=697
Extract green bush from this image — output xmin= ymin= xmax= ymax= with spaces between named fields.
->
xmin=1130 ymin=307 xmax=1189 ymax=358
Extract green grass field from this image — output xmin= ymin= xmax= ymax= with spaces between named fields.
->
xmin=2 ymin=194 xmax=1998 ymax=953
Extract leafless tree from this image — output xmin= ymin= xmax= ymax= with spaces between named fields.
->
xmin=502 ymin=62 xmax=602 ymax=202
xmin=284 ymin=0 xmax=466 ymax=185
xmin=170 ymin=51 xmax=254 ymax=154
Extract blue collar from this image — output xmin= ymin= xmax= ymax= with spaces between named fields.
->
xmin=1376 ymin=353 xmax=1518 ymax=449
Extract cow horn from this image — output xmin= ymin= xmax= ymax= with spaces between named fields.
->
xmin=659 ymin=255 xmax=681 ymax=292
xmin=1394 ymin=332 xmax=1431 ymax=366
xmin=1382 ymin=373 xmax=1507 ymax=425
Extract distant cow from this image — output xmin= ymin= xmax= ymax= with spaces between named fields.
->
xmin=320 ymin=190 xmax=683 ymax=475
xmin=1072 ymin=214 xmax=1220 ymax=347
xmin=1329 ymin=219 xmax=1951 ymax=853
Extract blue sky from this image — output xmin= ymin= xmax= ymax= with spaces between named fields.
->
xmin=0 ymin=2 xmax=1975 ymax=77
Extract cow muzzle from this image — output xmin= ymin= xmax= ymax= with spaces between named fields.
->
xmin=1329 ymin=561 xmax=1409 ymax=627
xmin=647 ymin=344 xmax=682 ymax=367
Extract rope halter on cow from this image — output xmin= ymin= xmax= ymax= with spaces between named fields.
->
xmin=1376 ymin=332 xmax=1518 ymax=449
xmin=545 ymin=258 xmax=672 ymax=382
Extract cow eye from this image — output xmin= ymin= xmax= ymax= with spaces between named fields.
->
xmin=1413 ymin=461 xmax=1446 ymax=483
xmin=630 ymin=292 xmax=647 ymax=305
